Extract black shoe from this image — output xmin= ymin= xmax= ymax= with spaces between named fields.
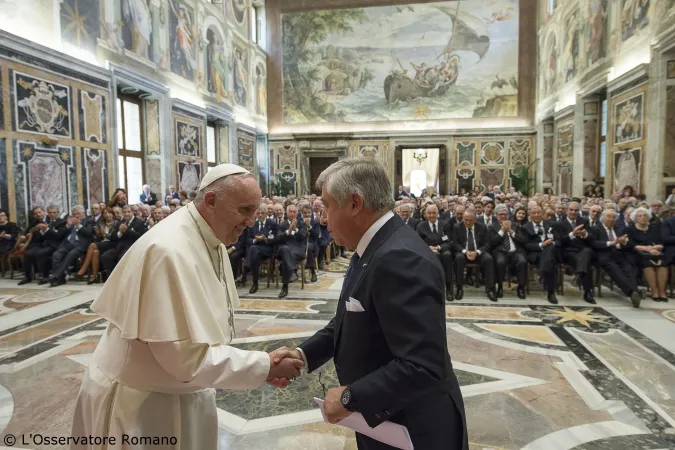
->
xmin=654 ymin=297 xmax=668 ymax=303
xmin=547 ymin=292 xmax=559 ymax=304
xmin=496 ymin=284 xmax=504 ymax=298
xmin=455 ymin=287 xmax=464 ymax=301
xmin=311 ymin=271 xmax=317 ymax=283
xmin=50 ymin=278 xmax=66 ymax=288
xmin=278 ymin=285 xmax=288 ymax=298
xmin=38 ymin=278 xmax=50 ymax=285
xmin=236 ymin=277 xmax=247 ymax=287
xmin=249 ymin=283 xmax=258 ymax=294
xmin=630 ymin=291 xmax=641 ymax=308
xmin=517 ymin=286 xmax=526 ymax=299
xmin=487 ymin=290 xmax=497 ymax=302
xmin=446 ymin=288 xmax=454 ymax=302
xmin=318 ymin=263 xmax=325 ymax=271
xmin=583 ymin=290 xmax=596 ymax=304
xmin=17 ymin=278 xmax=32 ymax=286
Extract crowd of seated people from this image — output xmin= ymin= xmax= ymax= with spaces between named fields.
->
xmin=3 ymin=186 xmax=196 ymax=286
xmin=1 ymin=181 xmax=674 ymax=310
xmin=393 ymin=184 xmax=674 ymax=307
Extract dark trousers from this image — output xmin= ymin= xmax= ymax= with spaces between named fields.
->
xmin=598 ymin=252 xmax=638 ymax=296
xmin=306 ymin=242 xmax=317 ymax=270
xmin=563 ymin=248 xmax=594 ymax=291
xmin=494 ymin=251 xmax=527 ymax=287
xmin=454 ymin=252 xmax=494 ymax=289
xmin=435 ymin=250 xmax=453 ymax=289
xmin=527 ymin=246 xmax=558 ymax=293
xmin=278 ymin=246 xmax=305 ymax=284
xmin=318 ymin=244 xmax=328 ymax=267
xmin=229 ymin=249 xmax=246 ymax=279
xmin=24 ymin=245 xmax=55 ymax=279
xmin=248 ymin=245 xmax=274 ymax=283
xmin=51 ymin=243 xmax=84 ymax=280
xmin=355 ymin=393 xmax=465 ymax=450
xmin=101 ymin=245 xmax=130 ymax=274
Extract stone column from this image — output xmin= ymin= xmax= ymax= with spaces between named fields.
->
xmin=535 ymin=122 xmax=545 ymax=193
xmin=645 ymin=52 xmax=668 ymax=201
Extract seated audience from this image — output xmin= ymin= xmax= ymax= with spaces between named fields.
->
xmin=489 ymin=204 xmax=527 ymax=299
xmin=101 ymin=205 xmax=147 ymax=276
xmin=0 ymin=209 xmax=19 ymax=256
xmin=416 ymin=204 xmax=453 ymax=301
xmin=556 ymin=202 xmax=595 ymax=304
xmin=76 ymin=207 xmax=118 ymax=283
xmin=629 ymin=207 xmax=668 ymax=302
xmin=520 ymin=206 xmax=559 ymax=304
xmin=49 ymin=206 xmax=94 ymax=287
xmin=452 ymin=209 xmax=496 ymax=301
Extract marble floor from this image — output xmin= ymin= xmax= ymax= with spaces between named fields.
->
xmin=0 ymin=257 xmax=674 ymax=449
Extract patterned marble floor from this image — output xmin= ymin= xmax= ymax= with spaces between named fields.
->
xmin=0 ymin=259 xmax=674 ymax=449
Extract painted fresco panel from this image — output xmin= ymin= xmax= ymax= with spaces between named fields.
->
xmin=60 ymin=0 xmax=100 ymax=55
xmin=169 ymin=0 xmax=197 ymax=81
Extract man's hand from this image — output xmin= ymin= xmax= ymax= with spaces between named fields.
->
xmin=266 ymin=347 xmax=304 ymax=388
xmin=609 ymin=240 xmax=617 ymax=247
xmin=429 ymin=245 xmax=439 ymax=253
xmin=501 ymin=220 xmax=512 ymax=233
xmin=227 ymin=247 xmax=234 ymax=255
xmin=573 ymin=224 xmax=585 ymax=237
xmin=324 ymin=386 xmax=352 ymax=424
xmin=290 ymin=219 xmax=297 ymax=231
xmin=119 ymin=223 xmax=128 ymax=233
xmin=618 ymin=235 xmax=629 ymax=245
xmin=466 ymin=251 xmax=477 ymax=261
xmin=255 ymin=235 xmax=265 ymax=242
xmin=542 ymin=238 xmax=553 ymax=247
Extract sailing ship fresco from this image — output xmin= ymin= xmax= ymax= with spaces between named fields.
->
xmin=282 ymin=0 xmax=519 ymax=124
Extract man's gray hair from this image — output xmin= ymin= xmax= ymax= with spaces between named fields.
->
xmin=316 ymin=158 xmax=395 ymax=213
xmin=72 ymin=205 xmax=85 ymax=214
xmin=494 ymin=204 xmax=508 ymax=214
xmin=568 ymin=201 xmax=581 ymax=209
xmin=399 ymin=203 xmax=412 ymax=212
xmin=601 ymin=209 xmax=617 ymax=221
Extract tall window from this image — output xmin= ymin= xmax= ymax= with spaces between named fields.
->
xmin=206 ymin=124 xmax=217 ymax=172
xmin=548 ymin=0 xmax=556 ymax=15
xmin=599 ymin=98 xmax=608 ymax=178
xmin=117 ymin=95 xmax=145 ymax=204
xmin=252 ymin=4 xmax=265 ymax=49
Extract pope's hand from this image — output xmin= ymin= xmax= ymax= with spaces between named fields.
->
xmin=324 ymin=386 xmax=352 ymax=423
xmin=266 ymin=347 xmax=304 ymax=386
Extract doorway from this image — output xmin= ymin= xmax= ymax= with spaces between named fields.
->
xmin=309 ymin=157 xmax=338 ymax=195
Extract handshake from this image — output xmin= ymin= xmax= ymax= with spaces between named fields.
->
xmin=266 ymin=347 xmax=304 ymax=388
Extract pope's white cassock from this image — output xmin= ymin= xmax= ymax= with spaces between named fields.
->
xmin=71 ymin=165 xmax=271 ymax=449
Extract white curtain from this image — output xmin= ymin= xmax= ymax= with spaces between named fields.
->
xmin=403 ymin=148 xmax=439 ymax=197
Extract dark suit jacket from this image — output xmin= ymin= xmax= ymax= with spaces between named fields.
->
xmin=110 ymin=217 xmax=146 ymax=251
xmin=36 ymin=218 xmax=68 ymax=250
xmin=319 ymin=223 xmax=331 ymax=246
xmin=555 ymin=216 xmax=592 ymax=252
xmin=519 ymin=221 xmax=559 ymax=254
xmin=278 ymin=219 xmax=308 ymax=259
xmin=402 ymin=217 xmax=418 ymax=230
xmin=303 ymin=218 xmax=321 ymax=244
xmin=63 ymin=218 xmax=95 ymax=251
xmin=590 ymin=224 xmax=634 ymax=262
xmin=416 ymin=220 xmax=450 ymax=252
xmin=488 ymin=221 xmax=525 ymax=254
xmin=661 ymin=217 xmax=675 ymax=265
xmin=452 ymin=222 xmax=490 ymax=255
xmin=231 ymin=227 xmax=248 ymax=253
xmin=477 ymin=214 xmax=497 ymax=227
xmin=299 ymin=215 xmax=467 ymax=447
xmin=248 ymin=219 xmax=278 ymax=250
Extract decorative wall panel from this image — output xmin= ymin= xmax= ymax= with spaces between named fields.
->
xmin=12 ymin=71 xmax=72 ymax=138
xmin=177 ymin=160 xmax=202 ymax=194
xmin=81 ymin=147 xmax=108 ymax=209
xmin=146 ymin=158 xmax=162 ymax=198
xmin=237 ymin=132 xmax=255 ymax=172
xmin=613 ymin=147 xmax=641 ymax=195
xmin=145 ymin=100 xmax=160 ymax=155
xmin=665 ymin=86 xmax=675 ymax=178
xmin=558 ymin=162 xmax=572 ymax=196
xmin=0 ymin=139 xmax=6 ymax=210
xmin=509 ymin=140 xmax=530 ymax=166
xmin=79 ymin=90 xmax=106 ymax=143
xmin=480 ymin=141 xmax=505 ymax=165
xmin=456 ymin=141 xmax=476 ymax=166
xmin=543 ymin=135 xmax=553 ymax=183
xmin=456 ymin=168 xmax=476 ymax=194
xmin=174 ymin=119 xmax=201 ymax=157
xmin=480 ymin=168 xmax=505 ymax=192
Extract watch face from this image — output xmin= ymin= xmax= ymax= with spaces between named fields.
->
xmin=341 ymin=388 xmax=351 ymax=405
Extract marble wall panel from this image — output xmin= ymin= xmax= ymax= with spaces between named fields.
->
xmin=584 ymin=116 xmax=598 ymax=182
xmin=558 ymin=161 xmax=572 ymax=196
xmin=480 ymin=141 xmax=506 ymax=166
xmin=79 ymin=90 xmax=106 ymax=144
xmin=146 ymin=158 xmax=162 ymax=196
xmin=174 ymin=119 xmax=201 ymax=157
xmin=456 ymin=141 xmax=476 ymax=166
xmin=664 ymin=86 xmax=675 ymax=178
xmin=81 ymin=148 xmax=107 ymax=209
xmin=176 ymin=160 xmax=202 ymax=194
xmin=238 ymin=134 xmax=255 ymax=172
xmin=218 ymin=125 xmax=229 ymax=164
xmin=145 ymin=100 xmax=160 ymax=155
xmin=0 ymin=64 xmax=3 ymax=131
xmin=509 ymin=139 xmax=530 ymax=166
xmin=543 ymin=135 xmax=553 ymax=183
xmin=0 ymin=139 xmax=6 ymax=211
xmin=480 ymin=168 xmax=505 ymax=192
xmin=557 ymin=122 xmax=574 ymax=161
xmin=12 ymin=71 xmax=72 ymax=138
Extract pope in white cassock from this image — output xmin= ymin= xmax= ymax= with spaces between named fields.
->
xmin=71 ymin=164 xmax=304 ymax=449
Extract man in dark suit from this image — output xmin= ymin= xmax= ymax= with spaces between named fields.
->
xmin=519 ymin=205 xmax=559 ymax=304
xmin=397 ymin=203 xmax=418 ymax=229
xmin=395 ymin=185 xmax=406 ymax=200
xmin=446 ymin=205 xmax=465 ymax=231
xmin=416 ymin=204 xmax=454 ymax=301
xmin=271 ymin=159 xmax=467 ymax=450
xmin=662 ymin=213 xmax=675 ymax=269
xmin=587 ymin=205 xmax=602 ymax=228
xmin=277 ymin=204 xmax=308 ymax=299
xmin=591 ymin=209 xmax=641 ymax=307
xmin=19 ymin=206 xmax=68 ymax=285
xmin=101 ymin=205 xmax=147 ymax=276
xmin=228 ymin=226 xmax=248 ymax=281
xmin=243 ymin=205 xmax=278 ymax=293
xmin=477 ymin=200 xmax=496 ymax=227
xmin=554 ymin=203 xmax=566 ymax=222
xmin=489 ymin=204 xmax=527 ymax=299
xmin=49 ymin=206 xmax=95 ymax=287
xmin=452 ymin=208 xmax=496 ymax=301
xmin=301 ymin=204 xmax=320 ymax=283
xmin=556 ymin=201 xmax=596 ymax=303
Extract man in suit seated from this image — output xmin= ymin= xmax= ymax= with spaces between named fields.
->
xmin=662 ymin=210 xmax=675 ymax=270
xmin=19 ymin=206 xmax=68 ymax=285
xmin=452 ymin=208 xmax=496 ymax=301
xmin=489 ymin=204 xmax=527 ymax=299
xmin=519 ymin=205 xmax=559 ymax=304
xmin=588 ymin=204 xmax=602 ymax=228
xmin=556 ymin=201 xmax=596 ymax=303
xmin=101 ymin=205 xmax=147 ymax=276
xmin=227 ymin=226 xmax=248 ymax=281
xmin=318 ymin=212 xmax=331 ymax=271
xmin=397 ymin=203 xmax=418 ymax=229
xmin=591 ymin=209 xmax=641 ymax=307
xmin=416 ymin=204 xmax=454 ymax=302
xmin=477 ymin=200 xmax=496 ymax=227
xmin=48 ymin=206 xmax=94 ymax=287
xmin=246 ymin=205 xmax=280 ymax=294
xmin=300 ymin=204 xmax=320 ymax=283
xmin=277 ymin=204 xmax=308 ymax=299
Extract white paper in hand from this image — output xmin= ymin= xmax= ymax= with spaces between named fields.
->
xmin=314 ymin=398 xmax=414 ymax=450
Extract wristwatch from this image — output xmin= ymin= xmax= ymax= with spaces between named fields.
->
xmin=341 ymin=386 xmax=358 ymax=412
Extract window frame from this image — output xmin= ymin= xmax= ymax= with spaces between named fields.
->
xmin=117 ymin=93 xmax=146 ymax=198
xmin=206 ymin=122 xmax=218 ymax=170
xmin=598 ymin=97 xmax=608 ymax=180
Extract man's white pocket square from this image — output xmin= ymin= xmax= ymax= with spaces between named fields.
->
xmin=347 ymin=297 xmax=365 ymax=312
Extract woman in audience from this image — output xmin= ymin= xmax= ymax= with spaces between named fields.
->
xmin=543 ymin=208 xmax=555 ymax=221
xmin=0 ymin=209 xmax=19 ymax=256
xmin=593 ymin=184 xmax=604 ymax=198
xmin=629 ymin=207 xmax=669 ymax=302
xmin=108 ymin=189 xmax=128 ymax=208
xmin=112 ymin=206 xmax=123 ymax=221
xmin=76 ymin=207 xmax=118 ymax=284
xmin=513 ymin=206 xmax=528 ymax=226
xmin=584 ymin=185 xmax=595 ymax=198
xmin=621 ymin=185 xmax=635 ymax=198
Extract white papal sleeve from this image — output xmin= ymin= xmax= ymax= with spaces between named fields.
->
xmin=148 ymin=339 xmax=271 ymax=390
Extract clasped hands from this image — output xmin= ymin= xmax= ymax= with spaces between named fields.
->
xmin=266 ymin=347 xmax=304 ymax=389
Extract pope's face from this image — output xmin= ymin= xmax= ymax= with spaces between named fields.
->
xmin=214 ymin=176 xmax=260 ymax=245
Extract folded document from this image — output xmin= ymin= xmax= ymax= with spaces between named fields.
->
xmin=314 ymin=398 xmax=413 ymax=450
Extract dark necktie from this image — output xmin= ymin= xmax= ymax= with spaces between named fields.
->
xmin=432 ymin=223 xmax=437 ymax=235
xmin=467 ymin=228 xmax=476 ymax=251
xmin=503 ymin=231 xmax=512 ymax=252
xmin=68 ymin=227 xmax=78 ymax=243
xmin=345 ymin=252 xmax=360 ymax=284
xmin=608 ymin=228 xmax=616 ymax=242
xmin=536 ymin=225 xmax=544 ymax=241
